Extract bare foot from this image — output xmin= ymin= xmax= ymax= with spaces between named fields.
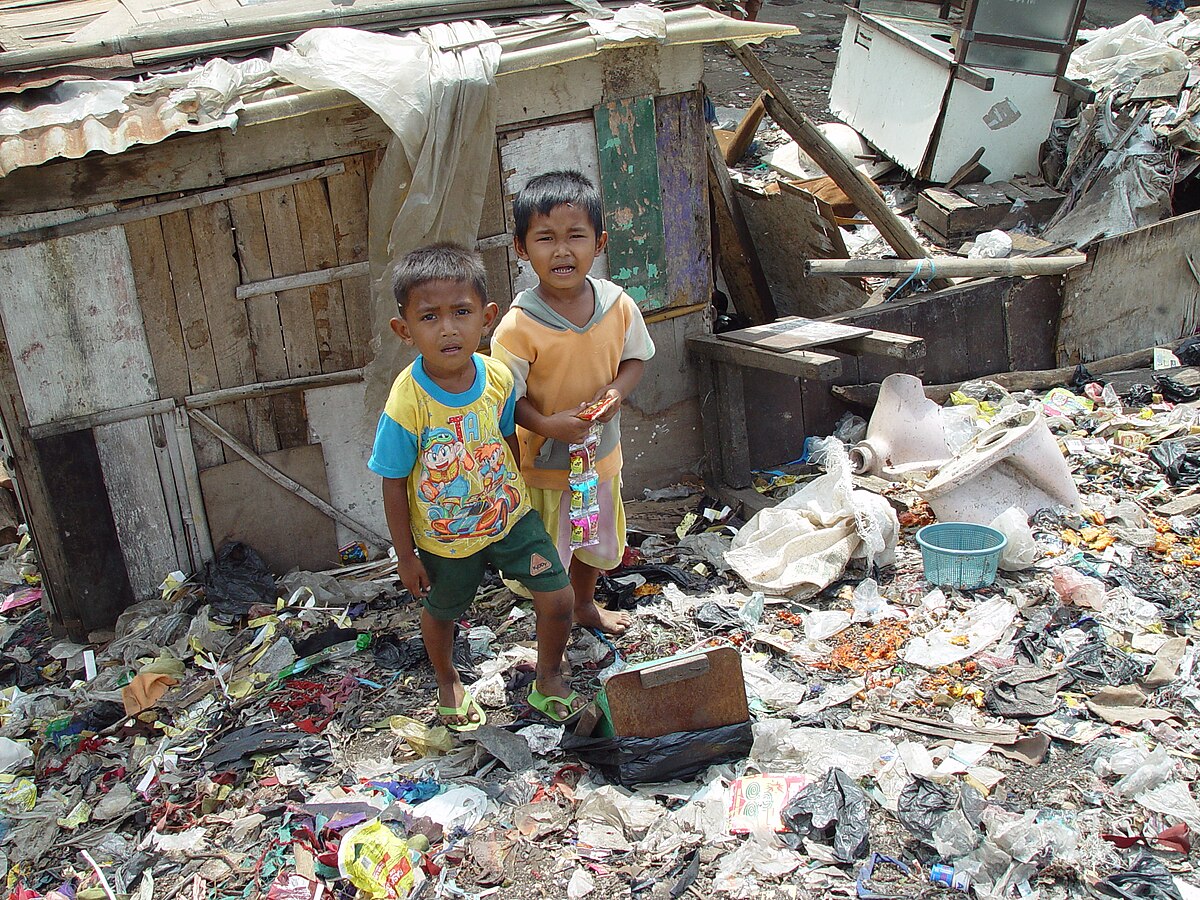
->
xmin=436 ymin=679 xmax=482 ymax=728
xmin=574 ymin=601 xmax=631 ymax=635
xmin=534 ymin=672 xmax=587 ymax=717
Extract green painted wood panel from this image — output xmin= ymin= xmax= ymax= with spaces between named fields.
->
xmin=595 ymin=97 xmax=668 ymax=311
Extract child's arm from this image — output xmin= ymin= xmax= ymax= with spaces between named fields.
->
xmin=515 ymin=396 xmax=592 ymax=444
xmin=589 ymin=358 xmax=645 ymax=424
xmin=382 ymin=476 xmax=430 ymax=598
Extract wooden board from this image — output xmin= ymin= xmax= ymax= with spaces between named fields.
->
xmin=325 ymin=154 xmax=374 ymax=368
xmin=160 ymin=209 xmax=224 ymax=468
xmin=189 ymin=201 xmax=259 ymax=455
xmin=722 ymin=316 xmax=872 ymax=353
xmin=123 ymin=216 xmax=190 ymax=401
xmin=1056 ymin=211 xmax=1200 ymax=365
xmin=595 ymin=97 xmax=668 ymax=311
xmin=294 ymin=176 xmax=354 ymax=374
xmin=500 ymin=118 xmax=607 ymax=295
xmin=259 ymin=184 xmax=320 ymax=447
xmin=0 ymin=219 xmax=157 ymax=428
xmin=1131 ymin=70 xmax=1188 ymax=101
xmin=604 ymin=647 xmax=749 ymax=739
xmin=199 ymin=442 xmax=339 ymax=575
xmin=736 ymin=182 xmax=866 ymax=318
xmin=655 ymin=90 xmax=712 ymax=312
xmin=227 ymin=192 xmax=286 ymax=454
xmin=917 ymin=179 xmax=1065 ymax=245
xmin=94 ymin=417 xmax=181 ymax=601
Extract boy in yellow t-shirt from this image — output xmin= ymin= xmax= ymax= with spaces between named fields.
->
xmin=369 ymin=243 xmax=584 ymax=727
xmin=491 ymin=171 xmax=656 ymax=636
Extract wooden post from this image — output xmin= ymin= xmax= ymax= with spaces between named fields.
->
xmin=706 ymin=124 xmax=777 ymax=325
xmin=188 ymin=409 xmax=391 ymax=550
xmin=728 ymin=42 xmax=953 ymax=291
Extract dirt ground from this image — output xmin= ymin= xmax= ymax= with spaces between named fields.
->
xmin=702 ymin=0 xmax=1153 ymax=120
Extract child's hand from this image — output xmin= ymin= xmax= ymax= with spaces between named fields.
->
xmin=544 ymin=406 xmax=593 ymax=444
xmin=587 ymin=387 xmax=622 ymax=423
xmin=396 ymin=550 xmax=431 ymax=599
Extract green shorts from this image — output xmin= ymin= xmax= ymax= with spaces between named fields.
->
xmin=418 ymin=510 xmax=569 ymax=620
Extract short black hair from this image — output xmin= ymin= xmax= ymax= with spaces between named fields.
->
xmin=513 ymin=171 xmax=604 ymax=244
xmin=391 ymin=242 xmax=487 ymax=314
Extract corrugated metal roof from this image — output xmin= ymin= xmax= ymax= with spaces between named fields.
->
xmin=0 ymin=7 xmax=794 ymax=177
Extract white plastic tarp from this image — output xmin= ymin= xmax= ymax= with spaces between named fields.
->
xmin=273 ymin=24 xmax=502 ymax=422
xmin=1067 ymin=14 xmax=1196 ymax=93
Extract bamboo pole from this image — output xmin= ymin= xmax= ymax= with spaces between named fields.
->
xmin=0 ymin=0 xmax=585 ymax=73
xmin=727 ymin=42 xmax=954 ymax=291
xmin=806 ymin=254 xmax=1087 ymax=278
xmin=188 ymin=409 xmax=391 ymax=550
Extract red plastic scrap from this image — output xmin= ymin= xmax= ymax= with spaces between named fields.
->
xmin=1102 ymin=823 xmax=1190 ymax=854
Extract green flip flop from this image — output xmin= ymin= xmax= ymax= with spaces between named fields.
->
xmin=528 ymin=688 xmax=586 ymax=724
xmin=437 ymin=691 xmax=486 ymax=733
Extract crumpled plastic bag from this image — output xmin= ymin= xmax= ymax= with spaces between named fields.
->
xmin=896 ymin=777 xmax=984 ymax=856
xmin=1051 ymin=565 xmax=1106 ymax=609
xmin=338 ymin=819 xmax=422 ymax=899
xmin=1094 ymin=853 xmax=1183 ymax=900
xmin=781 ymin=767 xmax=870 ymax=862
xmin=1150 ymin=437 xmax=1200 ymax=487
xmin=1067 ymin=14 xmax=1192 ymax=92
xmin=903 ymin=597 xmax=1017 ymax=668
xmin=725 ymin=441 xmax=899 ymax=599
xmin=712 ymin=837 xmax=803 ymax=898
xmin=989 ymin=508 xmax=1037 ymax=571
xmin=1065 ymin=634 xmax=1146 ymax=686
xmin=968 ymin=230 xmax=1012 ymax=259
xmin=199 ymin=542 xmax=278 ymax=615
xmin=412 ymin=786 xmax=489 ymax=832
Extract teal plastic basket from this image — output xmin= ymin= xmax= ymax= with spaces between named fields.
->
xmin=915 ymin=523 xmax=1008 ymax=589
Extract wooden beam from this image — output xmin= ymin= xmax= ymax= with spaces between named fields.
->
xmin=728 ymin=42 xmax=953 ymax=291
xmin=833 ymin=337 xmax=1192 ymax=407
xmin=235 ymin=261 xmax=369 ymax=301
xmin=0 ymin=163 xmax=345 ymax=251
xmin=689 ymin=334 xmax=842 ymax=381
xmin=806 ymin=254 xmax=1087 ymax=278
xmin=188 ymin=409 xmax=391 ymax=549
xmin=185 ymin=369 xmax=365 ymax=410
xmin=832 ymin=332 xmax=926 ymax=361
xmin=27 ymin=399 xmax=178 ymax=440
xmin=705 ymin=124 xmax=776 ymax=325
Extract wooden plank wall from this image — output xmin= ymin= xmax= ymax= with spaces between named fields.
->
xmin=1056 ymin=211 xmax=1200 ymax=365
xmin=124 ymin=152 xmax=377 ymax=465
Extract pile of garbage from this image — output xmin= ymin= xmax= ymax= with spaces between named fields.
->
xmin=7 ymin=364 xmax=1200 ymax=899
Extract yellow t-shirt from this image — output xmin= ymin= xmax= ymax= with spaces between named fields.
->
xmin=367 ymin=354 xmax=530 ymax=557
xmin=491 ymin=277 xmax=655 ymax=491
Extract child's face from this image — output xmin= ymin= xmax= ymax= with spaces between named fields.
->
xmin=391 ymin=280 xmax=497 ymax=381
xmin=515 ymin=203 xmax=608 ymax=300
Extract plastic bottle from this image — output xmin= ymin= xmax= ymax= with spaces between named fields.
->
xmin=271 ymin=633 xmax=371 ymax=686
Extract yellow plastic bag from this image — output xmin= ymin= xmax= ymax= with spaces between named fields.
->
xmin=389 ymin=716 xmax=453 ymax=757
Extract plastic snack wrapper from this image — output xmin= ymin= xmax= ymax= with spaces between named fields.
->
xmin=569 ymin=424 xmax=603 ymax=550
xmin=338 ymin=819 xmax=424 ymax=899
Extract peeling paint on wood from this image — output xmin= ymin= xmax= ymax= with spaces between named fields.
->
xmin=595 ymin=97 xmax=668 ymax=311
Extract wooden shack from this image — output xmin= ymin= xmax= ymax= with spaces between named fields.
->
xmin=0 ymin=1 xmax=790 ymax=635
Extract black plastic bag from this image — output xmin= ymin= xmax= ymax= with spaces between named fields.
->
xmin=781 ymin=767 xmax=870 ymax=862
xmin=200 ymin=542 xmax=278 ymax=615
xmin=985 ymin=667 xmax=1061 ymax=720
xmin=1154 ymin=374 xmax=1200 ymax=403
xmin=895 ymin=777 xmax=984 ymax=845
xmin=1178 ymin=336 xmax=1200 ymax=366
xmin=1095 ymin=854 xmax=1183 ymax=900
xmin=562 ymin=720 xmax=752 ymax=787
xmin=1122 ymin=384 xmax=1155 ymax=406
xmin=1149 ymin=437 xmax=1200 ymax=486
